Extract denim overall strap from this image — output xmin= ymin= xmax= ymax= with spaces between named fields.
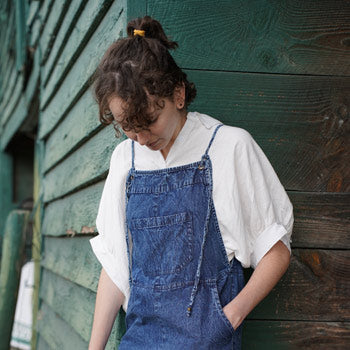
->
xmin=204 ymin=124 xmax=223 ymax=157
xmin=124 ymin=140 xmax=136 ymax=285
xmin=131 ymin=140 xmax=135 ymax=170
xmin=187 ymin=123 xmax=224 ymax=316
xmin=121 ymin=122 xmax=245 ymax=348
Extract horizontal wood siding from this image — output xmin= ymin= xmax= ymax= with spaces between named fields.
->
xmin=148 ymin=0 xmax=350 ymax=75
xmin=2 ymin=0 xmax=348 ymax=348
xmin=35 ymin=0 xmax=128 ymax=348
xmin=186 ymin=70 xmax=349 ymax=192
xmin=147 ymin=0 xmax=350 ymax=348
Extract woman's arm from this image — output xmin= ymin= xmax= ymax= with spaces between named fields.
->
xmin=89 ymin=268 xmax=125 ymax=350
xmin=223 ymin=240 xmax=291 ymax=330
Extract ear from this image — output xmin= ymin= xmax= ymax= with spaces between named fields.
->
xmin=174 ymin=83 xmax=186 ymax=109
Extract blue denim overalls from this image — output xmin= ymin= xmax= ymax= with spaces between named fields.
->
xmin=119 ymin=124 xmax=245 ymax=349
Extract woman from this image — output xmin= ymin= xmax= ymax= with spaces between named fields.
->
xmin=89 ymin=15 xmax=293 ymax=349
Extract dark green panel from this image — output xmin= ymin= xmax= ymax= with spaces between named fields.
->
xmin=127 ymin=0 xmax=146 ymax=22
xmin=186 ymin=69 xmax=350 ymax=192
xmin=290 ymin=192 xmax=350 ymax=249
xmin=0 ymin=151 xmax=14 ymax=250
xmin=242 ymin=320 xmax=350 ymax=350
xmin=43 ymin=125 xmax=119 ymax=203
xmin=42 ymin=182 xmax=103 ymax=237
xmin=40 ymin=236 xmax=126 ymax=348
xmin=40 ymin=267 xmax=125 ymax=349
xmin=14 ymin=0 xmax=26 ymax=71
xmin=37 ymin=302 xmax=87 ymax=349
xmin=245 ymin=249 xmax=350 ymax=322
xmin=148 ymin=0 xmax=350 ymax=75
xmin=0 ymin=210 xmax=29 ymax=350
xmin=41 ymin=236 xmax=101 ymax=291
xmin=38 ymin=0 xmax=124 ymax=139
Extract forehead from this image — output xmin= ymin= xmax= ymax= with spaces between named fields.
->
xmin=108 ymin=95 xmax=126 ymax=122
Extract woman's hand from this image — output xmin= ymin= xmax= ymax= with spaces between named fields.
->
xmin=222 ymin=240 xmax=291 ymax=330
xmin=223 ymin=302 xmax=244 ymax=330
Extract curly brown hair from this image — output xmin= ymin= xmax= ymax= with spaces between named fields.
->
xmin=91 ymin=16 xmax=197 ymax=136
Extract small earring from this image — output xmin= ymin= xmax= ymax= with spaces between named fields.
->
xmin=178 ymin=101 xmax=184 ymax=108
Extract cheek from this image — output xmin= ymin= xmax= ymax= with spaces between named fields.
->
xmin=124 ymin=131 xmax=137 ymax=141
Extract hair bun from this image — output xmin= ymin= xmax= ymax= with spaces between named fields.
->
xmin=127 ymin=15 xmax=178 ymax=50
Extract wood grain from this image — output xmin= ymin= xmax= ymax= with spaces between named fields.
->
xmin=41 ymin=236 xmax=101 ymax=292
xmin=36 ymin=334 xmax=51 ymax=350
xmin=40 ymin=267 xmax=125 ymax=348
xmin=242 ymin=320 xmax=350 ymax=349
xmin=42 ymin=235 xmax=349 ymax=322
xmin=43 ymin=88 xmax=101 ymax=172
xmin=290 ymin=192 xmax=350 ymax=249
xmin=148 ymin=0 xmax=350 ymax=75
xmin=38 ymin=0 xmax=125 ymax=139
xmin=43 ymin=125 xmax=119 ymax=203
xmin=42 ymin=0 xmax=88 ymax=83
xmin=37 ymin=302 xmax=87 ymax=349
xmin=187 ymin=69 xmax=350 ymax=192
xmin=42 ymin=181 xmax=104 ymax=237
xmin=41 ymin=0 xmax=113 ymax=87
xmin=247 ymin=249 xmax=350 ymax=321
xmin=39 ymin=0 xmax=71 ymax=66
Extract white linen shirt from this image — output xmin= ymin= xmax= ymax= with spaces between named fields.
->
xmin=90 ymin=111 xmax=294 ymax=312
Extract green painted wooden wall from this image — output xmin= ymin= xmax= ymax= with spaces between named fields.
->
xmin=0 ymin=0 xmax=349 ymax=349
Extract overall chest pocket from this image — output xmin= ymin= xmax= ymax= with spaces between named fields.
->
xmin=130 ymin=212 xmax=193 ymax=277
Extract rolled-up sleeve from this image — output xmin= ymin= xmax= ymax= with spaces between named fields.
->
xmin=234 ymin=130 xmax=294 ymax=269
xmin=89 ymin=143 xmax=131 ymax=311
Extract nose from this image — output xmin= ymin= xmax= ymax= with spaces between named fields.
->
xmin=135 ymin=130 xmax=150 ymax=146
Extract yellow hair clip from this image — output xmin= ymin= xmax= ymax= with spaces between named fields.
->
xmin=133 ymin=29 xmax=145 ymax=37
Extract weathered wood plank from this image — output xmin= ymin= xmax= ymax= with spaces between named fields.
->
xmin=40 ymin=267 xmax=125 ymax=348
xmin=242 ymin=320 xmax=350 ymax=350
xmin=1 ymin=95 xmax=26 ymax=150
xmin=42 ymin=0 xmax=88 ymax=84
xmin=31 ymin=139 xmax=45 ymax=350
xmin=0 ymin=56 xmax=16 ymax=108
xmin=41 ymin=236 xmax=100 ymax=292
xmin=37 ymin=301 xmax=87 ymax=349
xmin=0 ymin=210 xmax=29 ymax=350
xmin=0 ymin=51 xmax=40 ymax=150
xmin=42 ymin=69 xmax=350 ymax=199
xmin=247 ymin=249 xmax=350 ymax=321
xmin=0 ymin=9 xmax=15 ymax=87
xmin=42 ymin=235 xmax=349 ymax=322
xmin=40 ymin=0 xmax=116 ymax=108
xmin=29 ymin=14 xmax=42 ymax=48
xmin=126 ymin=0 xmax=147 ymax=22
xmin=43 ymin=125 xmax=119 ymax=203
xmin=30 ymin=0 xmax=54 ymax=49
xmin=0 ymin=73 xmax=22 ymax=130
xmin=26 ymin=1 xmax=39 ymax=29
xmin=38 ymin=0 xmax=125 ymax=140
xmin=42 ymin=181 xmax=104 ymax=237
xmin=187 ymin=69 xmax=350 ymax=192
xmin=14 ymin=0 xmax=27 ymax=71
xmin=41 ymin=174 xmax=349 ymax=254
xmin=148 ymin=0 xmax=350 ymax=75
xmin=0 ymin=152 xmax=14 ymax=245
xmin=36 ymin=334 xmax=51 ymax=350
xmin=43 ymin=88 xmax=101 ymax=172
xmin=39 ymin=0 xmax=71 ymax=65
xmin=290 ymin=192 xmax=350 ymax=249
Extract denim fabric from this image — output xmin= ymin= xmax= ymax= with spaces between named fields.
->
xmin=119 ymin=125 xmax=245 ymax=349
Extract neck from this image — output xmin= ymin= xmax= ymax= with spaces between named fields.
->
xmin=161 ymin=110 xmax=187 ymax=160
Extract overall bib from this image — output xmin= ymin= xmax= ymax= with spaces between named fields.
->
xmin=119 ymin=125 xmax=245 ymax=349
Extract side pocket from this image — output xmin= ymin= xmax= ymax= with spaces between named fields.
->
xmin=211 ymin=284 xmax=235 ymax=336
